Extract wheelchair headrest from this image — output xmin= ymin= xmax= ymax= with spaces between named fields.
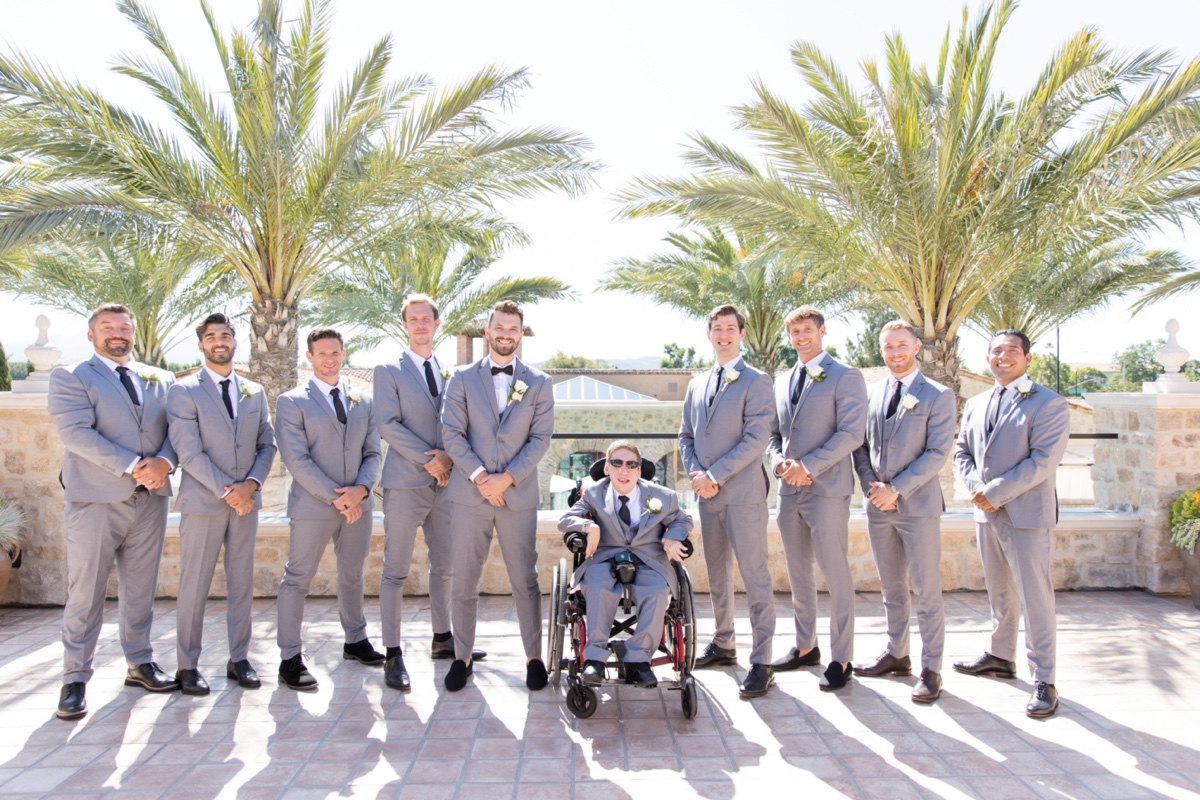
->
xmin=589 ymin=456 xmax=656 ymax=482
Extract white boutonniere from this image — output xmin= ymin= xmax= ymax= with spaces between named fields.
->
xmin=441 ymin=367 xmax=452 ymax=381
xmin=1015 ymin=378 xmax=1035 ymax=400
xmin=806 ymin=364 xmax=826 ymax=382
xmin=345 ymin=387 xmax=363 ymax=407
xmin=723 ymin=368 xmax=740 ymax=384
xmin=644 ymin=497 xmax=662 ymax=515
xmin=507 ymin=379 xmax=529 ymax=406
xmin=240 ymin=383 xmax=259 ymax=399
xmin=137 ymin=369 xmax=161 ymax=385
xmin=900 ymin=394 xmax=919 ymax=412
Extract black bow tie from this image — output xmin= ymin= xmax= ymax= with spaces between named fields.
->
xmin=491 ymin=364 xmax=514 ymax=376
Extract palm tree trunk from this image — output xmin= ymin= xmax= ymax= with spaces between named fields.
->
xmin=917 ymin=330 xmax=963 ymax=420
xmin=744 ymin=340 xmax=781 ymax=376
xmin=247 ymin=297 xmax=300 ymax=413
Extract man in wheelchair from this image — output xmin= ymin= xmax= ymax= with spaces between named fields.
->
xmin=558 ymin=440 xmax=692 ymax=689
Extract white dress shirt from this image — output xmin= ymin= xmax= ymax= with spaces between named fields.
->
xmin=310 ymin=376 xmax=348 ymax=416
xmin=205 ymin=365 xmax=240 ymax=419
xmin=607 ymin=482 xmax=642 ymax=528
xmin=792 ymin=351 xmax=829 ymax=402
xmin=408 ymin=348 xmax=445 ymax=396
xmin=98 ymin=355 xmax=151 ymax=474
xmin=489 ymin=357 xmax=516 ymax=412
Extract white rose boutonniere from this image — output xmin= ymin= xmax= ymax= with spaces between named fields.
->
xmin=1015 ymin=378 xmax=1035 ymax=400
xmin=345 ymin=388 xmax=363 ymax=407
xmin=507 ymin=379 xmax=529 ymax=406
xmin=441 ymin=367 xmax=452 ymax=381
xmin=644 ymin=497 xmax=663 ymax=515
xmin=900 ymin=394 xmax=919 ymax=412
xmin=240 ymin=383 xmax=259 ymax=399
xmin=137 ymin=369 xmax=161 ymax=384
xmin=806 ymin=364 xmax=827 ymax=382
xmin=723 ymin=368 xmax=740 ymax=384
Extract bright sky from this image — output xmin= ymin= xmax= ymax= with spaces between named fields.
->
xmin=3 ymin=0 xmax=1199 ymax=374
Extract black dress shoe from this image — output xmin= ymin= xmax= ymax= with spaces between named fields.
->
xmin=625 ymin=662 xmax=657 ymax=688
xmin=57 ymin=682 xmax=86 ymax=720
xmin=819 ymin=661 xmax=852 ymax=692
xmin=226 ymin=659 xmax=261 ymax=689
xmin=581 ymin=660 xmax=606 ymax=686
xmin=693 ymin=642 xmax=738 ymax=669
xmin=279 ymin=655 xmax=318 ymax=691
xmin=430 ymin=636 xmax=488 ymax=661
xmin=739 ymin=664 xmax=775 ymax=698
xmin=176 ymin=668 xmax=210 ymax=696
xmin=1026 ymin=681 xmax=1058 ymax=718
xmin=124 ymin=662 xmax=180 ymax=692
xmin=911 ymin=669 xmax=942 ymax=704
xmin=953 ymin=652 xmax=1017 ymax=679
xmin=385 ymin=653 xmax=411 ymax=692
xmin=771 ymin=645 xmax=821 ymax=672
xmin=853 ymin=652 xmax=912 ymax=678
xmin=444 ymin=659 xmax=472 ymax=692
xmin=343 ymin=639 xmax=386 ymax=666
xmin=526 ymin=659 xmax=548 ymax=691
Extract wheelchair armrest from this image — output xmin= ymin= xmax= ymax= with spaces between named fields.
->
xmin=563 ymin=531 xmax=587 ymax=554
xmin=681 ymin=538 xmax=694 ymax=560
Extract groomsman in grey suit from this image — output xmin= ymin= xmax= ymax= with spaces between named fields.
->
xmin=768 ymin=305 xmax=867 ymax=691
xmin=559 ymin=441 xmax=692 ymax=688
xmin=441 ymin=300 xmax=554 ymax=692
xmin=167 ymin=313 xmax=276 ymax=695
xmin=852 ymin=320 xmax=956 ymax=703
xmin=679 ymin=304 xmax=777 ymax=698
xmin=49 ymin=304 xmax=180 ymax=719
xmin=953 ymin=329 xmax=1070 ymax=718
xmin=274 ymin=328 xmax=383 ymax=691
xmin=373 ymin=293 xmax=483 ymax=693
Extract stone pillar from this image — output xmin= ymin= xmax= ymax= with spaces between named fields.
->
xmin=456 ymin=333 xmax=473 ymax=366
xmin=1088 ymin=319 xmax=1200 ymax=594
xmin=0 ymin=394 xmax=67 ymax=604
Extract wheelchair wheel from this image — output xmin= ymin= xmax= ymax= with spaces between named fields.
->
xmin=681 ymin=675 xmax=698 ymax=720
xmin=675 ymin=561 xmax=697 ymax=673
xmin=548 ymin=557 xmax=568 ymax=688
xmin=566 ymin=683 xmax=598 ymax=719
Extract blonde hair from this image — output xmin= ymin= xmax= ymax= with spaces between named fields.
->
xmin=783 ymin=305 xmax=824 ymax=329
xmin=606 ymin=439 xmax=641 ymax=460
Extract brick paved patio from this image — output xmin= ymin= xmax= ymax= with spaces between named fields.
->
xmin=2 ymin=590 xmax=1199 ymax=799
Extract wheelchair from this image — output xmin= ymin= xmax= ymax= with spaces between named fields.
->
xmin=545 ymin=457 xmax=699 ymax=719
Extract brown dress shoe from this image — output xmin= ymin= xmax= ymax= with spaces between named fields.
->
xmin=952 ymin=652 xmax=1017 ymax=678
xmin=853 ymin=652 xmax=912 ymax=677
xmin=911 ymin=669 xmax=942 ymax=704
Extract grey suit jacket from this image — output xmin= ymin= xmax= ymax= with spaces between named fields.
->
xmin=275 ymin=381 xmax=382 ymax=519
xmin=374 ymin=355 xmax=448 ymax=491
xmin=678 ymin=362 xmax=773 ymax=504
xmin=852 ymin=371 xmax=956 ymax=518
xmin=167 ymin=371 xmax=277 ymax=515
xmin=559 ymin=479 xmax=693 ymax=592
xmin=441 ymin=357 xmax=554 ymax=510
xmin=49 ymin=356 xmax=177 ymax=503
xmin=768 ymin=354 xmax=868 ymax=498
xmin=954 ymin=380 xmax=1070 ymax=528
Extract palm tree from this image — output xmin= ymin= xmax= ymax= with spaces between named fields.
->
xmin=618 ymin=0 xmax=1200 ymax=404
xmin=969 ymin=245 xmax=1189 ymax=346
xmin=306 ymin=216 xmax=573 ymax=349
xmin=5 ymin=231 xmax=241 ymax=366
xmin=600 ymin=226 xmax=847 ymax=373
xmin=0 ymin=0 xmax=595 ymax=403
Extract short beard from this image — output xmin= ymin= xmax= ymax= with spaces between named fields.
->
xmin=99 ymin=338 xmax=132 ymax=359
xmin=206 ymin=349 xmax=234 ymax=365
xmin=488 ymin=338 xmax=518 ymax=358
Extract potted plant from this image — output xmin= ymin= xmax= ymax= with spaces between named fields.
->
xmin=1169 ymin=489 xmax=1200 ymax=609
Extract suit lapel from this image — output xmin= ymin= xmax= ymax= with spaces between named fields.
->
xmin=498 ymin=359 xmax=526 ymax=426
xmin=306 ymin=380 xmax=340 ymax=432
xmin=198 ymin=370 xmax=236 ymax=432
xmin=705 ymin=362 xmax=739 ymax=430
xmin=401 ymin=353 xmax=440 ymax=413
xmin=473 ymin=358 xmax=501 ymax=426
xmin=792 ymin=355 xmax=831 ymax=420
xmin=88 ymin=356 xmax=141 ymax=418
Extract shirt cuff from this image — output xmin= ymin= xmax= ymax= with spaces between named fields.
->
xmin=125 ymin=457 xmax=140 ymax=475
xmin=705 ymin=471 xmax=718 ymax=486
xmin=469 ymin=467 xmax=486 ymax=482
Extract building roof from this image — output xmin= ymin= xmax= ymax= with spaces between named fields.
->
xmin=552 ymin=375 xmax=658 ymax=402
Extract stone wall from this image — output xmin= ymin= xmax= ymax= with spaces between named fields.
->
xmin=1089 ymin=393 xmax=1200 ymax=593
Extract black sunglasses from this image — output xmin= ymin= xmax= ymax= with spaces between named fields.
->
xmin=608 ymin=458 xmax=641 ymax=471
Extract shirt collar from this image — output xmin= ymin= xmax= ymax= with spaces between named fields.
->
xmin=608 ymin=481 xmax=642 ymax=508
xmin=489 ymin=357 xmax=518 ymax=373
xmin=890 ymin=369 xmax=919 ymax=391
xmin=408 ymin=348 xmax=439 ymax=368
xmin=204 ymin=365 xmax=237 ymax=389
xmin=309 ymin=376 xmax=344 ymax=398
xmin=801 ymin=351 xmax=827 ymax=371
xmin=95 ymin=353 xmax=137 ymax=374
